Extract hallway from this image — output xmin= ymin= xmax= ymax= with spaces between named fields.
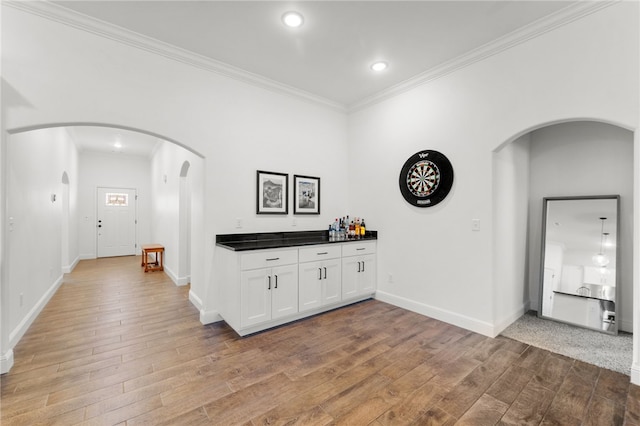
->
xmin=1 ymin=257 xmax=638 ymax=424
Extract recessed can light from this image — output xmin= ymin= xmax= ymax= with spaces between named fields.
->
xmin=282 ymin=11 xmax=304 ymax=28
xmin=370 ymin=61 xmax=388 ymax=72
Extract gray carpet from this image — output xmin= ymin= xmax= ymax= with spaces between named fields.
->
xmin=500 ymin=311 xmax=632 ymax=376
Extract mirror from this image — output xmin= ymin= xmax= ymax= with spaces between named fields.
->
xmin=539 ymin=195 xmax=619 ymax=334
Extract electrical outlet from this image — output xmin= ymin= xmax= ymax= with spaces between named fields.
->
xmin=235 ymin=218 xmax=242 ymax=228
xmin=292 ymin=218 xmax=297 ymax=227
xmin=388 ymin=273 xmax=394 ymax=283
xmin=472 ymin=219 xmax=481 ymax=231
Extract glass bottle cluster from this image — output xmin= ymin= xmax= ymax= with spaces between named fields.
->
xmin=329 ymin=215 xmax=366 ymax=241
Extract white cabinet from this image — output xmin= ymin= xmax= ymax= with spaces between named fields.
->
xmin=342 ymin=242 xmax=376 ymax=299
xmin=238 ymin=249 xmax=298 ymax=328
xmin=216 ymin=239 xmax=376 ymax=336
xmin=299 ymin=245 xmax=342 ymax=312
xmin=241 ymin=264 xmax=298 ymax=327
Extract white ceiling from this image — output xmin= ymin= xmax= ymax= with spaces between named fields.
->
xmin=45 ymin=0 xmax=583 ymax=154
xmin=67 ymin=126 xmax=161 ymax=157
xmin=53 ymin=0 xmax=577 ymax=107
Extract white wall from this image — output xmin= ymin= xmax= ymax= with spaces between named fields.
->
xmin=492 ymin=134 xmax=530 ymax=331
xmin=348 ymin=2 xmax=638 ymax=337
xmin=527 ymin=121 xmax=634 ymax=331
xmin=6 ymin=127 xmax=79 ymax=349
xmin=149 ymin=140 xmax=203 ymax=287
xmin=1 ymin=4 xmax=349 ymax=328
xmin=1 ymin=1 xmax=638 ymax=380
xmin=78 ymin=151 xmax=152 ymax=259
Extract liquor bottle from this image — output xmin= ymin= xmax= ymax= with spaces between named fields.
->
xmin=349 ymin=220 xmax=355 ymax=239
xmin=355 ymin=218 xmax=361 ymax=239
xmin=360 ymin=218 xmax=366 ymax=237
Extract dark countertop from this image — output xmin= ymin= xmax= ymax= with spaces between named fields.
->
xmin=553 ymin=290 xmax=614 ymax=304
xmin=216 ymin=230 xmax=378 ymax=251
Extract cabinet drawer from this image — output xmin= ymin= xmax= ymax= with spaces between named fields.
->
xmin=240 ymin=249 xmax=298 ymax=270
xmin=342 ymin=241 xmax=377 ymax=257
xmin=299 ymin=244 xmax=341 ymax=263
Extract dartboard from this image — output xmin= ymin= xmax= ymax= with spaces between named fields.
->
xmin=399 ymin=150 xmax=454 ymax=207
xmin=406 ymin=160 xmax=440 ymax=197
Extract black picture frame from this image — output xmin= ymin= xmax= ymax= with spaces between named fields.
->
xmin=293 ymin=174 xmax=320 ymax=215
xmin=256 ymin=170 xmax=288 ymax=214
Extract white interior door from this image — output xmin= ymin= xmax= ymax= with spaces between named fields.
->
xmin=97 ymin=187 xmax=137 ymax=258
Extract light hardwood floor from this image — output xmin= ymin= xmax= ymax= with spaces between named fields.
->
xmin=1 ymin=256 xmax=638 ymax=425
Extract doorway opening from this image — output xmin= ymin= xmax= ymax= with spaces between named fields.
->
xmin=96 ymin=187 xmax=138 ymax=258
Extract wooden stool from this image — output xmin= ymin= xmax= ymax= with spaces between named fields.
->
xmin=141 ymin=244 xmax=164 ymax=272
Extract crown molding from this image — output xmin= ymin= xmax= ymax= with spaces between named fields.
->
xmin=348 ymin=0 xmax=619 ymax=113
xmin=6 ymin=0 xmax=618 ymax=115
xmin=5 ymin=0 xmax=347 ymax=113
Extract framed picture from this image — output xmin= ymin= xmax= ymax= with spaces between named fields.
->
xmin=257 ymin=170 xmax=288 ymax=214
xmin=293 ymin=174 xmax=320 ymax=215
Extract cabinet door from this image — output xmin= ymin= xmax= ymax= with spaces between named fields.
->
xmin=241 ymin=269 xmax=271 ymax=327
xmin=358 ymin=254 xmax=376 ymax=294
xmin=322 ymin=260 xmax=342 ymax=305
xmin=271 ymin=264 xmax=299 ymax=319
xmin=341 ymin=257 xmax=359 ymax=299
xmin=299 ymin=261 xmax=323 ymax=312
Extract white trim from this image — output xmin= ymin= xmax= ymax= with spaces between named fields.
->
xmin=493 ymin=304 xmax=528 ymax=338
xmin=632 ymin=363 xmax=640 ymax=385
xmin=61 ymin=255 xmax=80 ymax=273
xmin=375 ymin=290 xmax=495 ymax=337
xmin=4 ymin=0 xmax=615 ymax=114
xmin=9 ymin=274 xmax=64 ymax=347
xmin=5 ymin=0 xmax=345 ymax=113
xmin=0 ymin=350 xmax=14 ymax=374
xmin=200 ymin=309 xmax=222 ymax=325
xmin=79 ymin=253 xmax=97 ymax=260
xmin=188 ymin=289 xmax=202 ymax=311
xmin=620 ymin=319 xmax=634 ymax=334
xmin=348 ymin=1 xmax=617 ymax=112
xmin=163 ymin=265 xmax=189 ymax=286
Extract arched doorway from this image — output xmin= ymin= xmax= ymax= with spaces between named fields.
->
xmin=1 ymin=123 xmax=205 ymax=374
xmin=61 ymin=171 xmax=71 ymax=272
xmin=492 ymin=119 xmax=635 ymax=371
xmin=178 ymin=161 xmax=191 ymax=285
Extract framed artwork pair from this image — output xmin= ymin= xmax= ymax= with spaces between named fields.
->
xmin=256 ymin=170 xmax=320 ymax=215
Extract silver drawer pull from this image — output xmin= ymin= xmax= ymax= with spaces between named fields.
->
xmin=317 ymin=252 xmax=328 ymax=255
xmin=266 ymin=257 xmax=280 ymax=261
xmin=356 ymin=248 xmax=366 ymax=251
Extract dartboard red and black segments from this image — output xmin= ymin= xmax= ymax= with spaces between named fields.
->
xmin=407 ymin=160 xmax=440 ymax=197
xmin=399 ymin=150 xmax=454 ymax=207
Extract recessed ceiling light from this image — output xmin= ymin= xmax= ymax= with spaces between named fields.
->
xmin=282 ymin=11 xmax=304 ymax=28
xmin=370 ymin=61 xmax=388 ymax=72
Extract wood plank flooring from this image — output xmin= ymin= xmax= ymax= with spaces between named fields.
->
xmin=1 ymin=256 xmax=638 ymax=425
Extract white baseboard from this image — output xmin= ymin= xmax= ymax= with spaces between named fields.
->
xmin=375 ymin=290 xmax=495 ymax=337
xmin=62 ymin=255 xmax=80 ymax=273
xmin=619 ymin=319 xmax=634 ymax=334
xmin=79 ymin=253 xmax=96 ymax=260
xmin=200 ymin=309 xmax=222 ymax=325
xmin=164 ymin=265 xmax=190 ymax=287
xmin=632 ymin=362 xmax=640 ymax=385
xmin=0 ymin=349 xmax=14 ymax=374
xmin=189 ymin=290 xmax=203 ymax=311
xmin=9 ymin=274 xmax=64 ymax=348
xmin=492 ymin=304 xmax=528 ymax=337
